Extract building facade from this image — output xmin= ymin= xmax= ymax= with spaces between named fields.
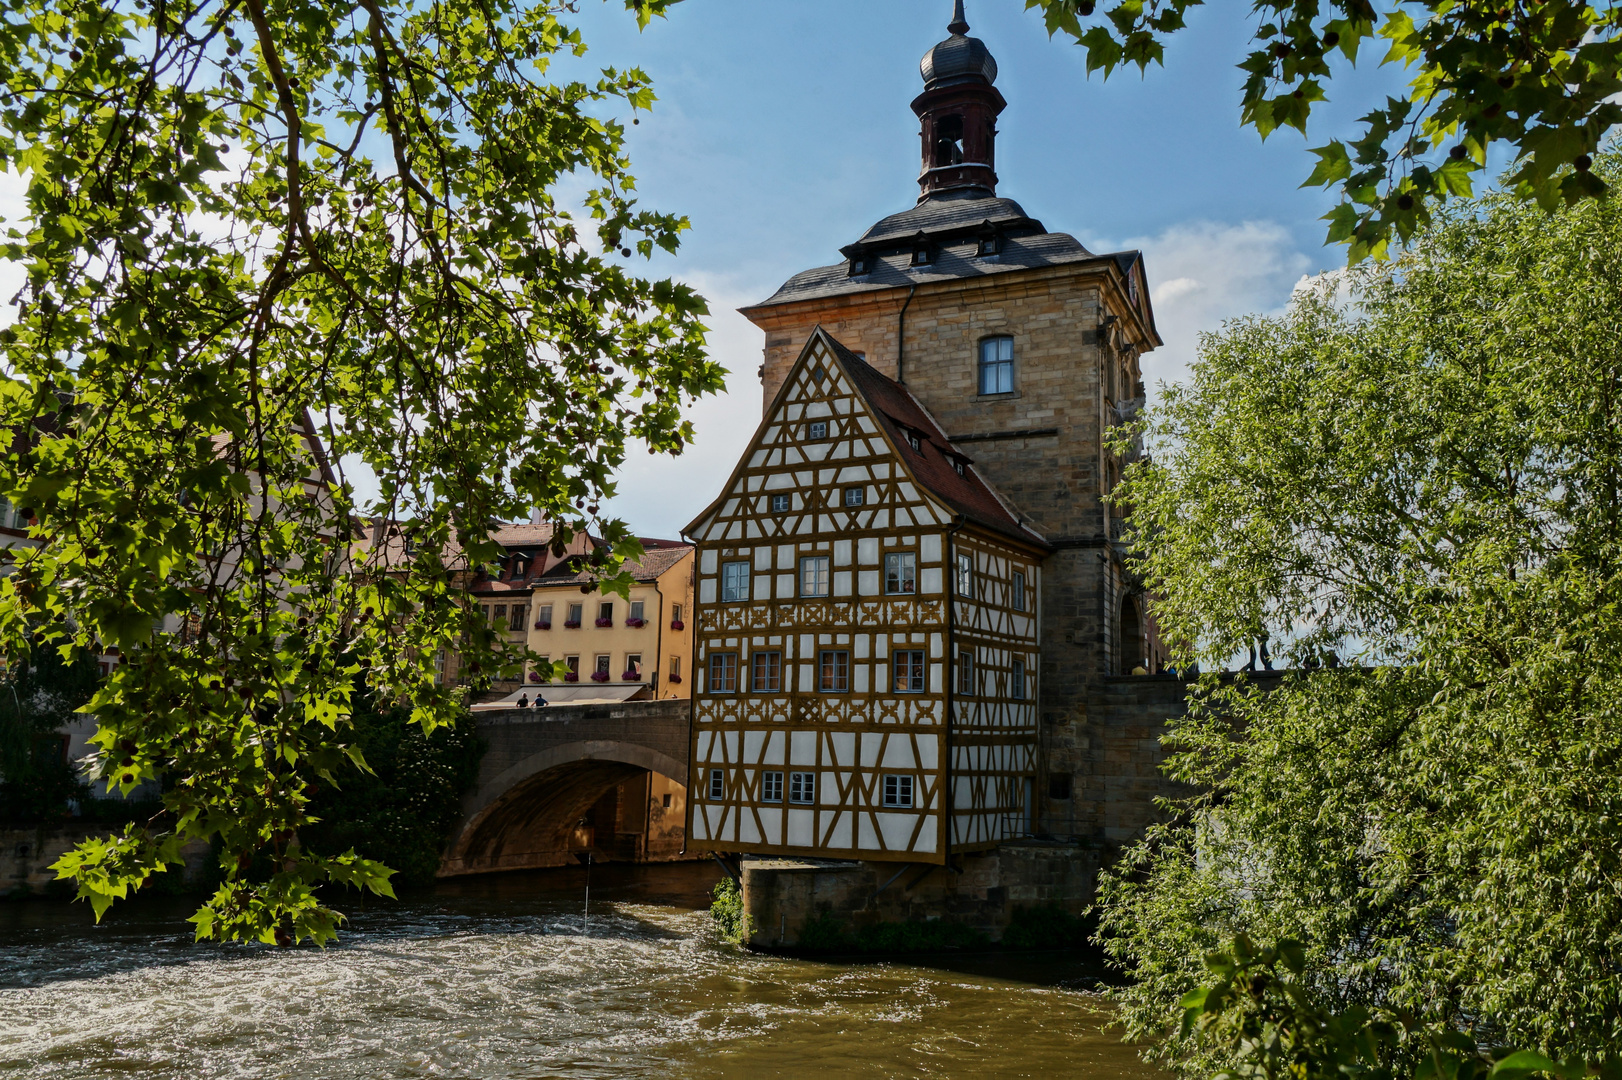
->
xmin=523 ymin=541 xmax=694 ymax=701
xmin=684 ymin=330 xmax=1049 ymax=862
xmin=687 ymin=4 xmax=1167 ymax=861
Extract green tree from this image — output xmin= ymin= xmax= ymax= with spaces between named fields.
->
xmin=1097 ymin=154 xmax=1622 ymax=1067
xmin=1177 ymin=937 xmax=1597 ymax=1080
xmin=0 ymin=645 xmax=99 ymax=822
xmin=1 ymin=0 xmax=722 ymax=944
xmin=1025 ymin=0 xmax=1621 ymax=260
xmin=300 ymin=689 xmax=483 ymax=888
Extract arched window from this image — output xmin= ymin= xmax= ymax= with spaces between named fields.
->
xmin=1119 ymin=595 xmax=1145 ymax=674
xmin=978 ymin=336 xmax=1014 ymax=395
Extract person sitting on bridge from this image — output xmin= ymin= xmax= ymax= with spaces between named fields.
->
xmin=516 ymin=693 xmax=529 ymax=709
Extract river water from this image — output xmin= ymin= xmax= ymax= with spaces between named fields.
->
xmin=0 ymin=862 xmax=1159 ymax=1079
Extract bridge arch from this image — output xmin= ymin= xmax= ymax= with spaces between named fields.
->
xmin=440 ymin=702 xmax=692 ymax=876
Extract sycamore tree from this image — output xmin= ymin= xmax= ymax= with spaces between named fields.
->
xmin=0 ymin=0 xmax=722 ymax=943
xmin=1097 ymin=153 xmax=1622 ymax=1069
xmin=1026 ymin=0 xmax=1622 ymax=261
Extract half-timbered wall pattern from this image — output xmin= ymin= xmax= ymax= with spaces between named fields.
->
xmin=686 ymin=331 xmax=1046 ymax=863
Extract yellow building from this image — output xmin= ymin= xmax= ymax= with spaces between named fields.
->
xmin=523 ymin=541 xmax=694 ymax=703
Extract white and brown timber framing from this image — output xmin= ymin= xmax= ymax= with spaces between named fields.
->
xmin=683 ymin=328 xmax=1050 ymax=863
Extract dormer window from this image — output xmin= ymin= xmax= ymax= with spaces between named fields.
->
xmin=910 ymin=230 xmax=932 ymax=267
xmin=976 ymin=221 xmax=1001 ymax=257
xmin=848 ymin=254 xmax=869 ymax=277
xmin=905 ymin=430 xmax=922 ymax=452
xmin=952 ymin=458 xmax=967 ymax=477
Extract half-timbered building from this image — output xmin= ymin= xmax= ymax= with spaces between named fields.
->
xmin=684 ymin=328 xmax=1049 ymax=863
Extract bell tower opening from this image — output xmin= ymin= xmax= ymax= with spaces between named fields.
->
xmin=932 ymin=114 xmax=965 ymax=167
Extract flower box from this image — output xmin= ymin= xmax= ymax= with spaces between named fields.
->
xmin=590 ymin=670 xmax=610 ymax=683
xmin=621 ymin=671 xmax=640 ymax=681
xmin=625 ymin=618 xmax=646 ymax=628
xmin=669 ymin=620 xmax=684 ymax=631
xmin=563 ymin=620 xmax=581 ymax=629
xmin=534 ymin=620 xmax=551 ymax=630
xmin=595 ymin=617 xmax=614 ymax=628
xmin=667 ymin=673 xmax=682 ymax=684
xmin=528 ymin=671 xmax=544 ymax=683
xmin=563 ymin=671 xmax=579 ymax=683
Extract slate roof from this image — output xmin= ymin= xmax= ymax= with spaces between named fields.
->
xmin=820 ymin=331 xmax=1048 ymax=551
xmin=750 ymin=189 xmax=1128 ymax=309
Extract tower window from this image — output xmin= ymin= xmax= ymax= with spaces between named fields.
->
xmin=978 ymin=336 xmax=1014 ymax=395
xmin=932 ymin=114 xmax=965 ymax=167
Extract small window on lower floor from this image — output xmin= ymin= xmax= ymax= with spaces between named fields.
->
xmin=1049 ymin=774 xmax=1072 ymax=800
xmin=662 ymin=793 xmax=673 ymax=808
xmin=882 ymin=774 xmax=914 ymax=808
xmin=762 ymin=771 xmax=784 ymax=803
xmin=789 ymin=771 xmax=815 ymax=805
xmin=708 ymin=769 xmax=725 ymax=800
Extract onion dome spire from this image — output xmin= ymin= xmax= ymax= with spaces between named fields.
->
xmin=912 ymin=1 xmax=1005 ymax=200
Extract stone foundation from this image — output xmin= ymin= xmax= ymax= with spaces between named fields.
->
xmin=739 ymin=840 xmax=1097 ymax=948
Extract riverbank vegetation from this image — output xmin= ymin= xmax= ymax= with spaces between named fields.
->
xmin=1100 ymin=152 xmax=1622 ymax=1071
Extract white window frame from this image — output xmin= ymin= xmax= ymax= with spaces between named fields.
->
xmin=789 ymin=771 xmax=815 ymax=805
xmin=882 ymin=774 xmax=914 ymax=808
xmin=800 ymin=555 xmax=830 ymax=598
xmin=762 ymin=771 xmax=784 ymax=803
xmin=708 ymin=769 xmax=725 ymax=800
xmin=720 ymin=560 xmax=751 ymax=602
xmin=884 ymin=551 xmax=917 ymax=595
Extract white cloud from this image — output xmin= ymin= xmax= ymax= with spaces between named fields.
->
xmin=598 ymin=269 xmax=765 ymax=540
xmin=1092 ymin=220 xmax=1315 ymax=396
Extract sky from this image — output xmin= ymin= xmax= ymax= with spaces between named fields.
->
xmin=557 ymin=0 xmax=1410 ymax=539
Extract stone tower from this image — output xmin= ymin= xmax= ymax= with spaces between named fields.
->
xmin=737 ymin=1 xmax=1167 ymax=838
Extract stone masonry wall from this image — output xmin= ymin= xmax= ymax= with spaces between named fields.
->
xmin=740 ymin=841 xmax=1099 ymax=947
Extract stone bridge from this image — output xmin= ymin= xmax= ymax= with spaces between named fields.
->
xmin=439 ymin=699 xmax=692 ymax=876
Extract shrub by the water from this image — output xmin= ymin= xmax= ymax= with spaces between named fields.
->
xmin=301 ymin=696 xmax=484 ymax=888
xmin=0 ymin=648 xmax=100 ymax=825
xmin=709 ymin=876 xmax=751 ymax=944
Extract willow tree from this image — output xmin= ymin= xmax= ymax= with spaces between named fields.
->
xmin=0 ymin=0 xmax=722 ymax=943
xmin=1098 ymin=153 xmax=1622 ymax=1069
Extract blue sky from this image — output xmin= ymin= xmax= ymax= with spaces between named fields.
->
xmin=567 ymin=0 xmax=1410 ymax=539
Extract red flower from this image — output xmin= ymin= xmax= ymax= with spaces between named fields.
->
xmin=528 ymin=671 xmax=544 ymax=683
xmin=626 ymin=617 xmax=646 ymax=628
xmin=621 ymin=671 xmax=640 ymax=681
xmin=590 ymin=670 xmax=610 ymax=682
xmin=667 ymin=673 xmax=682 ymax=684
xmin=563 ymin=620 xmax=581 ymax=629
xmin=669 ymin=620 xmax=684 ymax=631
xmin=534 ymin=621 xmax=551 ymax=630
xmin=563 ymin=671 xmax=579 ymax=682
xmin=595 ymin=617 xmax=614 ymax=628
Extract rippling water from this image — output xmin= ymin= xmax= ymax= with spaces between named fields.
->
xmin=0 ymin=863 xmax=1160 ymax=1079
